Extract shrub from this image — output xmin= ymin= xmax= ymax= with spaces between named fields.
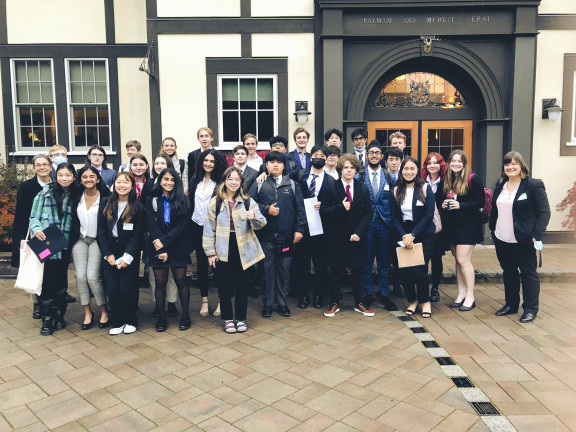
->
xmin=556 ymin=181 xmax=576 ymax=231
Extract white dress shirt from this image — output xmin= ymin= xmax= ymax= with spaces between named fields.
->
xmin=307 ymin=170 xmax=325 ymax=197
xmin=342 ymin=179 xmax=354 ymax=200
xmin=77 ymin=192 xmax=100 ymax=238
xmin=192 ymin=179 xmax=217 ymax=226
xmin=246 ymin=155 xmax=263 ymax=171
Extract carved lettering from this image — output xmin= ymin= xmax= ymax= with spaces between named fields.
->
xmin=426 ymin=16 xmax=455 ymax=23
xmin=363 ymin=17 xmax=392 ymax=24
xmin=404 ymin=17 xmax=416 ymax=24
xmin=468 ymin=15 xmax=491 ymax=23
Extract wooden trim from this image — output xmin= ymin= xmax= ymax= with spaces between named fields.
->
xmin=367 ymin=120 xmax=418 ymax=157
xmin=421 ymin=120 xmax=473 ymax=164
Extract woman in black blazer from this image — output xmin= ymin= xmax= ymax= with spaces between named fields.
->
xmin=391 ymin=157 xmax=436 ymax=318
xmin=97 ymin=172 xmax=144 ymax=335
xmin=489 ymin=151 xmax=550 ymax=323
xmin=322 ymin=153 xmax=373 ymax=317
xmin=146 ymin=168 xmax=192 ymax=332
xmin=440 ymin=150 xmax=485 ymax=312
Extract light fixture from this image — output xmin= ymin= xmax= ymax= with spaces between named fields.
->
xmin=542 ymin=98 xmax=564 ymax=122
xmin=293 ymin=101 xmax=311 ymax=124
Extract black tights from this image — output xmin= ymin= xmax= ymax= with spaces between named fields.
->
xmin=154 ymin=267 xmax=189 ymax=317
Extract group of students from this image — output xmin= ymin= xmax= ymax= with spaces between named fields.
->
xmin=12 ymin=125 xmax=551 ymax=337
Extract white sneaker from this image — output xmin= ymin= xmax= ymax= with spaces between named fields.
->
xmin=123 ymin=324 xmax=137 ymax=334
xmin=236 ymin=321 xmax=247 ymax=332
xmin=110 ymin=325 xmax=125 ymax=335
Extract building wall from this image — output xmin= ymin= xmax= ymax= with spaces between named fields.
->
xmin=114 ymin=0 xmax=147 ymax=44
xmin=156 ymin=0 xmax=240 ymax=17
xmin=251 ymin=0 xmax=314 ymax=17
xmin=538 ymin=0 xmax=576 ymax=14
xmin=6 ymin=0 xmax=106 ymax=44
xmin=117 ymin=58 xmax=152 ymax=163
xmin=157 ymin=34 xmax=242 ymax=151
xmin=252 ymin=33 xmax=315 ymax=151
xmin=533 ymin=29 xmax=576 ymax=232
xmin=0 ymin=66 xmax=4 ymax=163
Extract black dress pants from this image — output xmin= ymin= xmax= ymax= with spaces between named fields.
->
xmin=38 ymin=250 xmax=70 ymax=317
xmin=103 ymin=257 xmax=140 ymax=328
xmin=216 ymin=233 xmax=249 ymax=321
xmin=292 ymin=234 xmax=329 ymax=299
xmin=398 ymin=221 xmax=434 ymax=304
xmin=494 ymin=236 xmax=540 ymax=313
xmin=191 ymin=221 xmax=209 ymax=297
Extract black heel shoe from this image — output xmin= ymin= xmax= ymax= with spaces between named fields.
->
xmin=459 ymin=301 xmax=476 ymax=312
xmin=82 ymin=319 xmax=94 ymax=330
xmin=449 ymin=300 xmax=464 ymax=308
xmin=98 ymin=320 xmax=110 ymax=329
xmin=155 ymin=317 xmax=167 ymax=332
xmin=179 ymin=315 xmax=191 ymax=331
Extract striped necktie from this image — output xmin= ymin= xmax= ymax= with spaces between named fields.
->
xmin=309 ymin=174 xmax=318 ymax=197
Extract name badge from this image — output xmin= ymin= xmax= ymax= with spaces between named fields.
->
xmin=416 ymin=200 xmax=425 ymax=206
xmin=384 ymin=184 xmax=390 ymax=191
xmin=518 ymin=193 xmax=527 ymax=201
xmin=123 ymin=223 xmax=134 ymax=231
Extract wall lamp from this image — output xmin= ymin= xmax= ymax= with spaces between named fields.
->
xmin=542 ymin=98 xmax=564 ymax=122
xmin=293 ymin=101 xmax=311 ymax=124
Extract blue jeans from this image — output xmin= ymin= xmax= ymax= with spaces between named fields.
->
xmin=363 ymin=218 xmax=390 ymax=296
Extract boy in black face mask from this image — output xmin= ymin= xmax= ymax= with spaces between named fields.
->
xmin=292 ymin=145 xmax=336 ymax=309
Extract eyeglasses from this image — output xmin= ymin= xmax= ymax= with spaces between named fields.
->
xmin=368 ymin=151 xmax=382 ymax=156
xmin=35 ymin=163 xmax=51 ymax=168
xmin=51 ymin=152 xmax=66 ymax=157
xmin=90 ymin=153 xmax=104 ymax=158
xmin=226 ymin=178 xmax=241 ymax=183
xmin=353 ymin=137 xmax=366 ymax=142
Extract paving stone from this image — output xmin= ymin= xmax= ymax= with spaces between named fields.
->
xmin=116 ymin=380 xmax=174 ymax=409
xmin=35 ymin=396 xmax=97 ymax=429
xmin=241 ymin=377 xmax=298 ymax=404
xmin=378 ymin=401 xmax=444 ymax=432
xmin=233 ymin=406 xmax=299 ymax=432
xmin=0 ymin=383 xmax=46 ymax=411
xmin=305 ymin=389 xmax=365 ymax=421
xmin=172 ymin=393 xmax=232 ymax=424
xmin=89 ymin=410 xmax=156 ymax=431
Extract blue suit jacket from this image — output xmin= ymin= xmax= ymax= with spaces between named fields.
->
xmin=287 ymin=149 xmax=311 ymax=171
xmin=100 ymin=168 xmax=117 ymax=188
xmin=364 ymin=167 xmax=392 ymax=226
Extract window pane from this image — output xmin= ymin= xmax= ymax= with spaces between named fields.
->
xmin=71 ymin=82 xmax=83 ymax=103
xmin=82 ymin=61 xmax=94 ymax=82
xmin=222 ymin=111 xmax=239 ymax=142
xmin=45 ymin=109 xmax=55 ymax=127
xmin=20 ymin=127 xmax=33 ymax=147
xmin=94 ymin=62 xmax=106 ymax=81
xmin=95 ymin=83 xmax=107 ymax=103
xmin=74 ymin=125 xmax=87 ymax=146
xmin=19 ymin=108 xmax=32 ymax=126
xmin=29 ymin=82 xmax=41 ymax=103
xmin=32 ymin=108 xmax=45 ymax=126
xmin=83 ymin=83 xmax=95 ymax=103
xmin=257 ymin=79 xmax=273 ymax=109
xmin=15 ymin=62 xmax=27 ymax=81
xmin=86 ymin=127 xmax=99 ymax=145
xmin=69 ymin=61 xmax=82 ymax=81
xmin=74 ymin=108 xmax=86 ymax=126
xmin=239 ymin=78 xmax=256 ymax=109
xmin=99 ymin=127 xmax=110 ymax=146
xmin=85 ymin=109 xmax=98 ymax=125
xmin=98 ymin=108 xmax=109 ymax=125
xmin=439 ymin=129 xmax=452 ymax=147
xmin=17 ymin=83 xmax=28 ymax=103
xmin=453 ymin=128 xmax=464 ymax=145
xmin=33 ymin=129 xmax=45 ymax=147
xmin=41 ymin=83 xmax=53 ymax=103
xmin=240 ymin=111 xmax=256 ymax=138
xmin=40 ymin=62 xmax=52 ymax=81
xmin=46 ymin=127 xmax=57 ymax=146
xmin=222 ymin=79 xmax=238 ymax=110
xmin=27 ymin=62 xmax=40 ymax=81
xmin=257 ymin=111 xmax=273 ymax=142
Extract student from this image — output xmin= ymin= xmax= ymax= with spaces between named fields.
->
xmin=243 ymin=133 xmax=263 ymax=171
xmin=323 ymin=154 xmax=373 ymax=318
xmin=12 ymin=154 xmax=53 ymax=319
xmin=350 ymin=128 xmax=368 ymax=169
xmin=362 ymin=140 xmax=397 ymax=311
xmin=232 ymin=144 xmax=258 ymax=192
xmin=324 ymin=146 xmax=340 ymax=179
xmin=249 ymin=151 xmax=307 ymax=318
xmin=129 ymin=154 xmax=150 ymax=201
xmin=384 ymin=147 xmax=403 ymax=184
xmin=160 ymin=137 xmax=188 ymax=193
xmin=325 ymin=128 xmax=343 ymax=148
xmin=86 ymin=145 xmax=117 ymax=188
xmin=489 ymin=151 xmax=550 ymax=323
xmin=286 ymin=128 xmax=311 ymax=175
xmin=187 ymin=127 xmax=227 ymax=180
xmin=293 ymin=145 xmax=335 ymax=309
xmin=268 ymin=136 xmax=296 ymax=173
xmin=203 ymin=167 xmax=267 ymax=333
xmin=97 ymin=173 xmax=144 ymax=335
xmin=388 ymin=131 xmax=408 ymax=156
xmin=441 ymin=150 xmax=485 ymax=312
xmin=119 ymin=140 xmax=141 ymax=172
xmin=48 ymin=145 xmax=68 ymax=181
xmin=30 ymin=163 xmax=78 ymax=335
xmin=71 ymin=166 xmax=111 ymax=329
xmin=146 ymin=169 xmax=192 ymax=331
xmin=421 ymin=152 xmax=447 ymax=302
xmin=390 ymin=157 xmax=436 ymax=318
xmin=189 ymin=149 xmax=227 ymax=317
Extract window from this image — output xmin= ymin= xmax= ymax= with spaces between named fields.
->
xmin=217 ymin=75 xmax=277 ymax=148
xmin=561 ymin=54 xmax=576 ymax=156
xmin=66 ymin=59 xmax=110 ymax=149
xmin=11 ymin=60 xmax=57 ymax=150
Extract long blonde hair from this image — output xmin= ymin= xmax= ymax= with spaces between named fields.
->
xmin=443 ymin=150 xmax=470 ymax=196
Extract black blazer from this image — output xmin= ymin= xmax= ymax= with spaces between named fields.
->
xmin=296 ymin=169 xmax=335 ymax=224
xmin=322 ymin=178 xmax=373 ymax=268
xmin=187 ymin=148 xmax=227 ymax=180
xmin=390 ymin=184 xmax=436 ymax=238
xmin=489 ymin=177 xmax=551 ymax=243
xmin=241 ymin=165 xmax=259 ymax=193
xmin=440 ymin=173 xmax=485 ymax=229
xmin=145 ymin=195 xmax=191 ymax=260
xmin=97 ymin=197 xmax=144 ymax=260
xmin=11 ymin=177 xmax=45 ymax=267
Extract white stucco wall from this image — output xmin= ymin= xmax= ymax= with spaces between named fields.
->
xmin=251 ymin=0 xmax=314 ymax=17
xmin=114 ymin=0 xmax=147 ymax=44
xmin=538 ymin=0 xmax=576 ymax=15
xmin=157 ymin=0 xmax=240 ymax=17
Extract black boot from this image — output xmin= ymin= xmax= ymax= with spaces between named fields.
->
xmin=53 ymin=309 xmax=67 ymax=330
xmin=430 ymin=286 xmax=440 ymax=303
xmin=40 ymin=316 xmax=54 ymax=336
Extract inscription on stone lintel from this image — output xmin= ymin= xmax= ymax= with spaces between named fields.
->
xmin=362 ymin=15 xmax=490 ymax=25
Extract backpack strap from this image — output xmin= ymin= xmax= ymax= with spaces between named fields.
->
xmin=214 ymin=197 xmax=223 ymax=219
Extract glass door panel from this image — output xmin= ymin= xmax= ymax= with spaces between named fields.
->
xmin=367 ymin=121 xmax=419 ymax=159
xmin=421 ymin=121 xmax=472 ymax=165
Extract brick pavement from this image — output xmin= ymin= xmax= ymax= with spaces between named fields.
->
xmin=0 ymin=245 xmax=575 ymax=431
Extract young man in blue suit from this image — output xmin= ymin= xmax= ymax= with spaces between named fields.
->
xmin=362 ymin=140 xmax=398 ymax=311
xmin=286 ymin=127 xmax=311 ymax=176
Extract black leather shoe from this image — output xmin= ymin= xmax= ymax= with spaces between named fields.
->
xmin=98 ymin=320 xmax=110 ymax=329
xmin=495 ymin=305 xmax=518 ymax=316
xmin=430 ymin=287 xmax=440 ymax=303
xmin=179 ymin=315 xmax=191 ymax=331
xmin=40 ymin=316 xmax=54 ymax=336
xmin=297 ymin=296 xmax=309 ymax=309
xmin=378 ymin=295 xmax=398 ymax=312
xmin=81 ymin=320 xmax=94 ymax=330
xmin=32 ymin=303 xmax=41 ymax=319
xmin=53 ymin=310 xmax=67 ymax=330
xmin=450 ymin=300 xmax=464 ymax=308
xmin=167 ymin=302 xmax=178 ymax=317
xmin=313 ymin=296 xmax=323 ymax=309
xmin=155 ymin=318 xmax=168 ymax=332
xmin=65 ymin=293 xmax=76 ymax=303
xmin=520 ymin=311 xmax=536 ymax=323
xmin=261 ymin=306 xmax=273 ymax=318
xmin=459 ymin=301 xmax=476 ymax=312
xmin=278 ymin=306 xmax=291 ymax=317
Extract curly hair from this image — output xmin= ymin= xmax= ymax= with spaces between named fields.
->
xmin=194 ymin=149 xmax=227 ymax=182
xmin=337 ymin=153 xmax=361 ymax=172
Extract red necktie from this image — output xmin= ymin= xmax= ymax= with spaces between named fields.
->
xmin=346 ymin=184 xmax=353 ymax=203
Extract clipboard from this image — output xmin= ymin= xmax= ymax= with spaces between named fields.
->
xmin=27 ymin=224 xmax=68 ymax=262
xmin=396 ymin=243 xmax=425 ymax=268
xmin=303 ymin=197 xmax=324 ymax=236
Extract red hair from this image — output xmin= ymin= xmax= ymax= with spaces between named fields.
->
xmin=421 ymin=152 xmax=446 ymax=180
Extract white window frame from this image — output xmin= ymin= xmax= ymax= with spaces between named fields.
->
xmin=570 ymin=70 xmax=576 ymax=146
xmin=65 ymin=58 xmax=112 ymax=152
xmin=217 ymin=74 xmax=278 ymax=150
xmin=10 ymin=58 xmax=58 ymax=154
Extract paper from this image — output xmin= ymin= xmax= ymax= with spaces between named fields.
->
xmin=397 ymin=243 xmax=425 ymax=268
xmin=304 ymin=197 xmax=324 ymax=236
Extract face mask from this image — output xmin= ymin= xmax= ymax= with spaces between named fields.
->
xmin=355 ymin=145 xmax=366 ymax=152
xmin=53 ymin=156 xmax=67 ymax=166
xmin=404 ymin=177 xmax=416 ymax=184
xmin=311 ymin=158 xmax=326 ymax=169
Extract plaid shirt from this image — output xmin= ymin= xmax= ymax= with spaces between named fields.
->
xmin=29 ymin=186 xmax=73 ymax=260
xmin=202 ymin=196 xmax=267 ymax=270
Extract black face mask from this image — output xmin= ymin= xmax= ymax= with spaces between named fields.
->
xmin=404 ymin=177 xmax=416 ymax=184
xmin=311 ymin=158 xmax=326 ymax=169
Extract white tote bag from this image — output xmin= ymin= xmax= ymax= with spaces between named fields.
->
xmin=14 ymin=231 xmax=44 ymax=295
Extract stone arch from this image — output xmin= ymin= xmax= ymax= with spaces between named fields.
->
xmin=346 ymin=39 xmax=504 ymax=120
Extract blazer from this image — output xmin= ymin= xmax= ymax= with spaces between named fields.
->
xmin=322 ymin=178 xmax=373 ymax=268
xmin=363 ymin=167 xmax=393 ymax=226
xmin=241 ymin=165 xmax=259 ymax=193
xmin=440 ymin=173 xmax=485 ymax=230
xmin=100 ymin=168 xmax=117 ymax=188
xmin=286 ymin=149 xmax=311 ymax=175
xmin=489 ymin=177 xmax=551 ymax=243
xmin=390 ymin=184 xmax=436 ymax=238
xmin=295 ymin=169 xmax=335 ymax=223
xmin=11 ymin=177 xmax=45 ymax=267
xmin=97 ymin=197 xmax=144 ymax=261
xmin=145 ymin=195 xmax=192 ymax=261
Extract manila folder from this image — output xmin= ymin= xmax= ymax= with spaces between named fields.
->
xmin=396 ymin=243 xmax=425 ymax=268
